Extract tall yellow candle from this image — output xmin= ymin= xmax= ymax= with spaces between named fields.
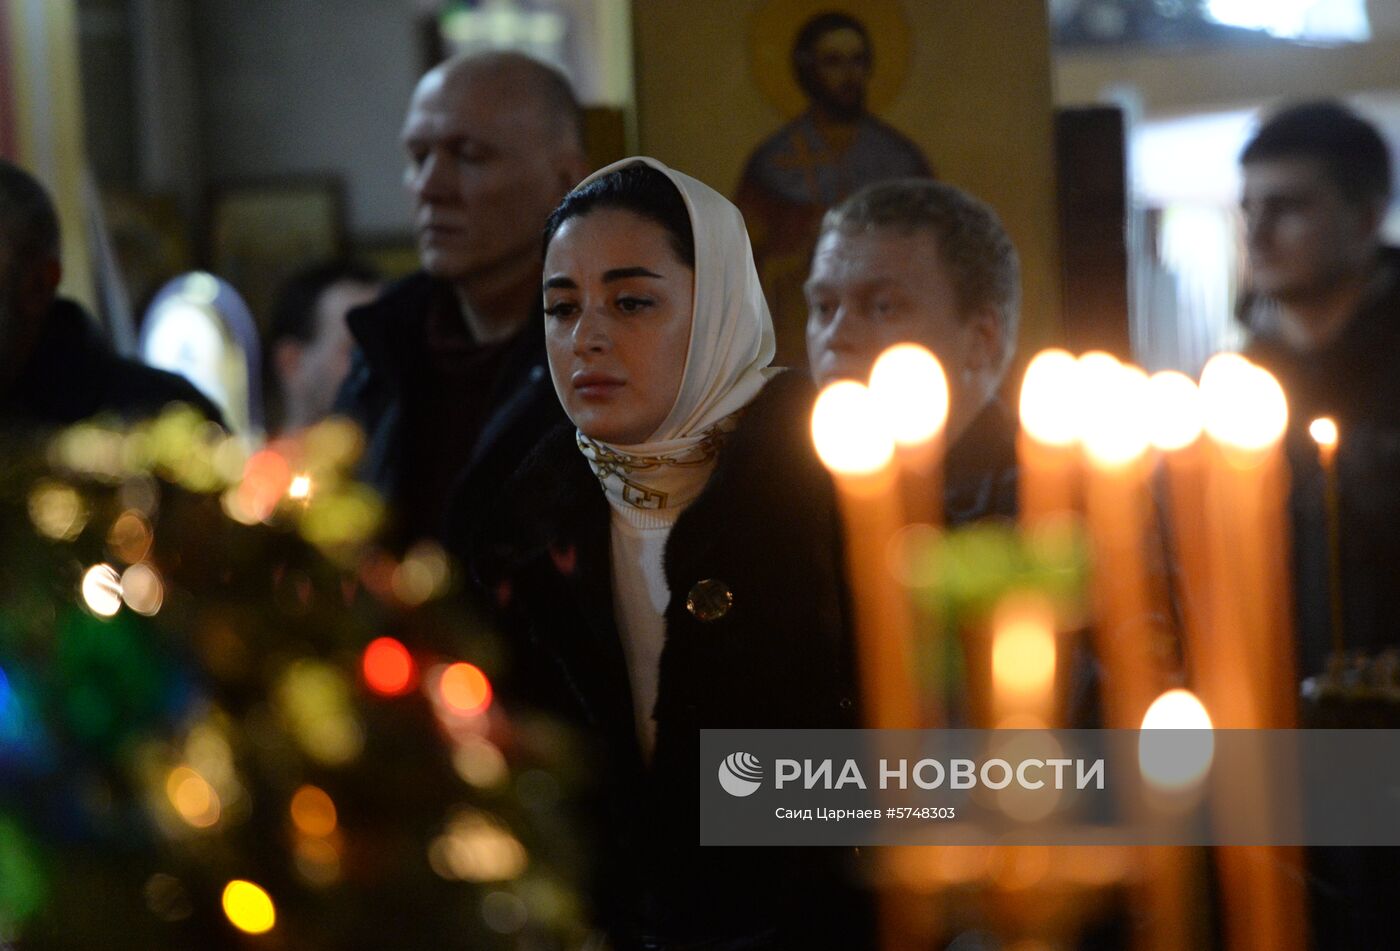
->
xmin=1080 ymin=354 xmax=1161 ymax=731
xmin=1018 ymin=349 xmax=1081 ymax=530
xmin=1196 ymin=354 xmax=1305 ymax=951
xmin=811 ymin=381 xmax=920 ymax=730
xmin=1308 ymin=416 xmax=1343 ymax=657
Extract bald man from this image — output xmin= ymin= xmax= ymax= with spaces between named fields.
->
xmin=336 ymin=52 xmax=590 ymax=547
xmin=0 ymin=160 xmax=219 ymax=427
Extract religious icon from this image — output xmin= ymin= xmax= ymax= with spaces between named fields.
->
xmin=737 ymin=2 xmax=933 ymax=367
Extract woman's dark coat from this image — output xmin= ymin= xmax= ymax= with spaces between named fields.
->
xmin=477 ymin=370 xmax=874 ymax=949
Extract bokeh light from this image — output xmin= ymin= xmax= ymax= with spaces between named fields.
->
xmin=221 ymin=879 xmax=276 ymax=934
xmin=120 ymin=563 xmax=165 ymax=616
xmin=810 ymin=381 xmax=895 ymax=477
xmin=867 ymin=343 xmax=949 ymax=447
xmin=1018 ymin=349 xmax=1081 ymax=446
xmin=452 ymin=735 xmax=509 ymax=788
xmin=392 ymin=541 xmax=451 ymax=606
xmin=107 ymin=511 xmax=153 ymax=563
xmin=439 ymin=663 xmax=492 ymax=717
xmin=1145 ymin=370 xmax=1204 ymax=452
xmin=1199 ymin=353 xmax=1289 ymax=451
xmin=274 ymin=661 xmax=364 ymax=766
xmin=81 ymin=564 xmax=123 ymax=617
xmin=165 ymin=766 xmax=221 ymax=829
xmin=429 ymin=811 xmax=528 ymax=882
xmin=28 ymin=481 xmax=87 ymax=540
xmin=362 ymin=637 xmax=416 ymax=697
xmin=1139 ymin=688 xmax=1215 ymax=793
xmin=237 ymin=449 xmax=293 ymax=522
xmin=289 ymin=785 xmax=338 ymax=838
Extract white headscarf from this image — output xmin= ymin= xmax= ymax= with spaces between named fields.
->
xmin=561 ymin=156 xmax=778 ymax=513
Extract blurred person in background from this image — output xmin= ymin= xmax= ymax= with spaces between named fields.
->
xmin=804 ymin=177 xmax=1020 ymax=525
xmin=335 ymin=51 xmax=590 ymax=548
xmin=1238 ymin=100 xmax=1400 ymax=678
xmin=267 ymin=259 xmax=380 ymax=433
xmin=1239 ymin=99 xmax=1400 ymax=951
xmin=0 ymin=159 xmax=220 ymax=428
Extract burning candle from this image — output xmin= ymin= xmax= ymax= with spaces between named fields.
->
xmin=868 ymin=343 xmax=949 ymax=527
xmin=1196 ymin=354 xmax=1305 ymax=951
xmin=1018 ymin=349 xmax=1081 ymax=530
xmin=1308 ymin=416 xmax=1343 ymax=657
xmin=812 ymin=381 xmax=920 ymax=730
xmin=1079 ymin=354 xmax=1162 ymax=730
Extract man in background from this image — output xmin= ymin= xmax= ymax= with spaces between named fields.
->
xmin=336 ymin=51 xmax=589 ymax=547
xmin=1239 ymin=100 xmax=1400 ymax=951
xmin=804 ymin=177 xmax=1019 ymax=525
xmin=1238 ymin=100 xmax=1400 ymax=678
xmin=268 ymin=260 xmax=379 ymax=433
xmin=0 ymin=160 xmax=219 ymax=427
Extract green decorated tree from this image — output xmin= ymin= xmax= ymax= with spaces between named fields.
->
xmin=0 ymin=408 xmax=590 ymax=949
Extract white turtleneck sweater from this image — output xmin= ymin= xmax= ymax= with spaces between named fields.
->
xmin=609 ymin=502 xmax=685 ymax=758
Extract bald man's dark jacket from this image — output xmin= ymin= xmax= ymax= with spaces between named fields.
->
xmin=2 ymin=297 xmax=221 ymax=428
xmin=334 ymin=271 xmax=566 ymax=549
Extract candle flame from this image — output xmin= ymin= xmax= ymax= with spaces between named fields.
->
xmin=1308 ymin=416 xmax=1338 ymax=449
xmin=1081 ymin=360 xmax=1151 ymax=468
xmin=1145 ymin=370 xmax=1204 ymax=451
xmin=868 ymin=343 xmax=949 ymax=447
xmin=1139 ymin=688 xmax=1215 ymax=793
xmin=1199 ymin=354 xmax=1288 ymax=451
xmin=1019 ymin=349 xmax=1081 ymax=447
xmin=991 ymin=594 xmax=1057 ymax=699
xmin=811 ymin=381 xmax=896 ymax=476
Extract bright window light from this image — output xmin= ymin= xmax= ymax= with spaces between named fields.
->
xmin=1206 ymin=0 xmax=1368 ymax=42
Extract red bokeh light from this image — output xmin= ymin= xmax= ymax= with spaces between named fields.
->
xmin=439 ymin=662 xmax=492 ymax=716
xmin=362 ymin=637 xmax=416 ymax=697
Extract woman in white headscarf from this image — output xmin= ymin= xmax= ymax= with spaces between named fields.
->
xmin=479 ymin=157 xmax=872 ymax=949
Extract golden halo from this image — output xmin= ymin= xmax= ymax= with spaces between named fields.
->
xmin=747 ymin=0 xmax=912 ymax=119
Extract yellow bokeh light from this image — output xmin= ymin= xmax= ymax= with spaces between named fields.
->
xmin=452 ymin=736 xmax=509 ymax=789
xmin=1139 ymin=688 xmax=1215 ymax=793
xmin=166 ymin=766 xmax=221 ymax=829
xmin=1081 ymin=361 xmax=1150 ymax=468
xmin=289 ymin=785 xmax=338 ymax=838
xmin=1018 ymin=349 xmax=1081 ymax=446
xmin=81 ymin=564 xmax=123 ymax=617
xmin=431 ymin=811 xmax=528 ymax=882
xmin=221 ymin=879 xmax=276 ymax=934
xmin=28 ymin=481 xmax=88 ymax=540
xmin=1309 ymin=416 xmax=1338 ymax=449
xmin=867 ymin=343 xmax=949 ymax=447
xmin=810 ymin=381 xmax=895 ymax=477
xmin=392 ymin=540 xmax=451 ymax=606
xmin=1199 ymin=353 xmax=1288 ymax=451
xmin=1145 ymin=370 xmax=1204 ymax=452
xmin=121 ymin=563 xmax=165 ymax=616
xmin=991 ymin=595 xmax=1057 ymax=698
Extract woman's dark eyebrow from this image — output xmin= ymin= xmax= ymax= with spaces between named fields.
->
xmin=544 ymin=267 xmax=662 ymax=291
xmin=602 ymin=266 xmax=663 ymax=282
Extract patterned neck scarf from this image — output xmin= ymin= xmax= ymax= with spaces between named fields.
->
xmin=577 ymin=411 xmax=742 ymax=513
